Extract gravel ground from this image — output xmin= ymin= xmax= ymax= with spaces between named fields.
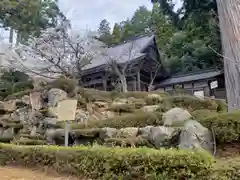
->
xmin=0 ymin=166 xmax=80 ymax=180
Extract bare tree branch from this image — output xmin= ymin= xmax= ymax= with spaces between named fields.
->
xmin=104 ymin=40 xmax=142 ymax=92
xmin=0 ymin=21 xmax=104 ymax=80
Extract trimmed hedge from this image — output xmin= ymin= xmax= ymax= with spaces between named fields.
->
xmin=0 ymin=143 xmax=214 ymax=179
xmin=69 ymin=112 xmax=163 ymax=129
xmin=161 ymin=95 xmax=219 ymax=111
xmin=191 ymin=109 xmax=220 ymax=121
xmin=104 ymin=137 xmax=153 ymax=148
xmin=199 ymin=111 xmax=240 ymax=145
xmin=77 ymin=88 xmax=169 ymax=102
xmin=107 ymin=103 xmax=134 ymax=113
xmin=11 ymin=138 xmax=47 ymax=145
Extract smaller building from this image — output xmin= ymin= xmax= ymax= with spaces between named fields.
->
xmin=154 ymin=69 xmax=226 ymax=99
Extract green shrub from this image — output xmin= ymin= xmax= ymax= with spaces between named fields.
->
xmin=122 ymin=91 xmax=169 ymax=99
xmin=4 ymin=86 xmax=50 ymax=100
xmin=0 ymin=143 xmax=214 ymax=179
xmin=199 ymin=111 xmax=240 ymax=145
xmin=161 ymin=95 xmax=218 ymax=111
xmin=19 ymin=134 xmax=45 ymax=140
xmin=0 ymin=137 xmax=13 ymax=143
xmin=71 ymin=128 xmax=101 ymax=138
xmin=0 ymin=70 xmax=34 ymax=98
xmin=76 ymin=89 xmax=169 ymax=103
xmin=145 ymin=95 xmax=162 ymax=105
xmin=131 ymin=98 xmax=146 ymax=109
xmin=69 ymin=112 xmax=163 ymax=129
xmin=215 ymin=99 xmax=227 ymax=112
xmin=108 ymin=103 xmax=134 ymax=113
xmin=11 ymin=138 xmax=47 ymax=145
xmin=191 ymin=109 xmax=219 ymax=121
xmin=50 ymin=78 xmax=77 ymax=94
xmin=104 ymin=137 xmax=153 ymax=148
xmin=78 ymin=88 xmax=112 ymax=102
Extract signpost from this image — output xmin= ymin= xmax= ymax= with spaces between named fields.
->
xmin=194 ymin=90 xmax=204 ymax=99
xmin=57 ymin=99 xmax=77 ymax=147
xmin=210 ymin=80 xmax=218 ymax=89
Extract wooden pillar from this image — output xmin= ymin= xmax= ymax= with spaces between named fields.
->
xmin=137 ymin=71 xmax=141 ymax=91
xmin=103 ymin=73 xmax=107 ymax=91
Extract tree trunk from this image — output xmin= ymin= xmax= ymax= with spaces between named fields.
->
xmin=216 ymin=0 xmax=240 ymax=111
xmin=16 ymin=32 xmax=21 ymax=45
xmin=9 ymin=28 xmax=13 ymax=44
xmin=120 ymin=75 xmax=128 ymax=92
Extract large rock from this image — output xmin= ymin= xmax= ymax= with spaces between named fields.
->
xmin=2 ymin=128 xmax=14 ymax=138
xmin=118 ymin=127 xmax=139 ymax=138
xmin=41 ymin=118 xmax=58 ymax=128
xmin=47 ymin=88 xmax=67 ymax=107
xmin=45 ymin=128 xmax=65 ymax=144
xmin=99 ymin=127 xmax=118 ymax=139
xmin=11 ymin=107 xmax=29 ymax=123
xmin=21 ymin=95 xmax=30 ymax=105
xmin=30 ymin=92 xmax=43 ymax=110
xmin=141 ymin=105 xmax=159 ymax=113
xmin=0 ymin=127 xmax=4 ymax=135
xmin=47 ymin=107 xmax=58 ymax=117
xmin=30 ymin=126 xmax=37 ymax=136
xmin=149 ymin=126 xmax=179 ymax=148
xmin=75 ymin=109 xmax=89 ymax=123
xmin=179 ymin=120 xmax=213 ymax=153
xmin=29 ymin=110 xmax=44 ymax=125
xmin=0 ymin=114 xmax=11 ymax=121
xmin=139 ymin=126 xmax=154 ymax=138
xmin=163 ymin=107 xmax=192 ymax=126
xmin=3 ymin=100 xmax=17 ymax=112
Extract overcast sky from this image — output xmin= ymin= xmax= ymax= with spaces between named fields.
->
xmin=59 ymin=0 xmax=182 ymax=31
xmin=58 ymin=0 xmax=153 ymax=31
xmin=1 ymin=0 xmax=182 ymax=41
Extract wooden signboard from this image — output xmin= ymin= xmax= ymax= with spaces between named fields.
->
xmin=194 ymin=90 xmax=204 ymax=99
xmin=57 ymin=99 xmax=77 ymax=121
xmin=210 ymin=80 xmax=218 ymax=89
xmin=57 ymin=99 xmax=77 ymax=147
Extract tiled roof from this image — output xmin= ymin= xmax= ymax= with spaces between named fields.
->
xmin=83 ymin=35 xmax=154 ymax=70
xmin=157 ymin=69 xmax=223 ymax=87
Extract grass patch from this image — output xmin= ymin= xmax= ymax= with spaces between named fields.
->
xmin=214 ymin=157 xmax=240 ymax=179
xmin=0 ymin=143 xmax=214 ymax=179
